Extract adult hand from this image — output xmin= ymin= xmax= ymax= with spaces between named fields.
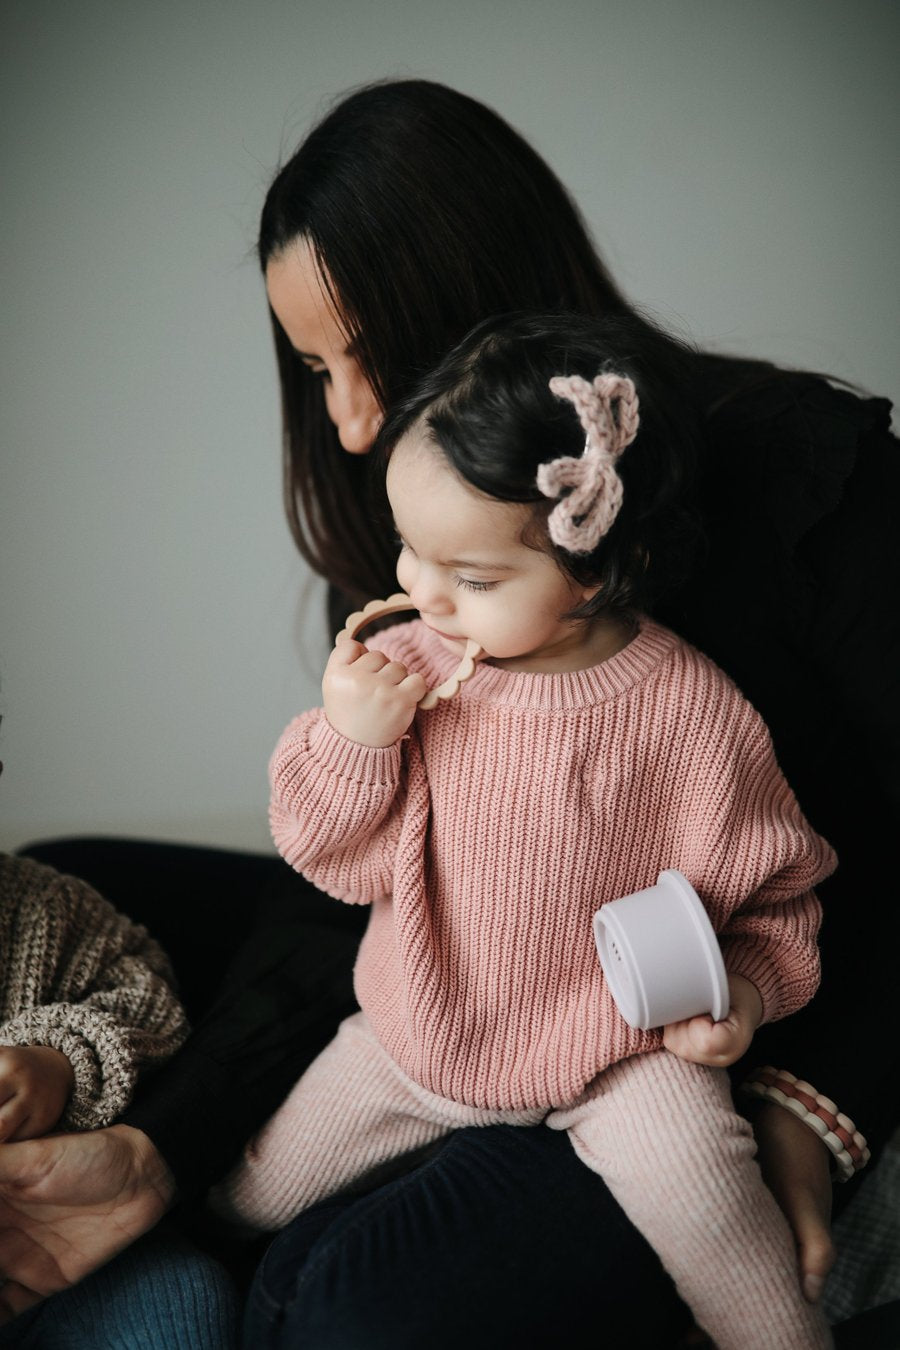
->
xmin=323 ymin=636 xmax=426 ymax=747
xmin=752 ymin=1101 xmax=835 ymax=1302
xmin=0 ymin=1124 xmax=176 ymax=1323
xmin=0 ymin=1047 xmax=74 ymax=1142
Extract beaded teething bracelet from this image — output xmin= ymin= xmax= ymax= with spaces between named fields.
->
xmin=740 ymin=1066 xmax=870 ymax=1180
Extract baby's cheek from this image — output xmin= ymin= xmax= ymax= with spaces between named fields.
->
xmin=396 ymin=552 xmax=413 ymax=593
xmin=480 ymin=615 xmax=522 ymax=659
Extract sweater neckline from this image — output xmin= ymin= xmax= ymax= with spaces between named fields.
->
xmin=416 ymin=617 xmax=681 ymax=712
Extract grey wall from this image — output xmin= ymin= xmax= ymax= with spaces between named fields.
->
xmin=2 ymin=1 xmax=897 ymax=853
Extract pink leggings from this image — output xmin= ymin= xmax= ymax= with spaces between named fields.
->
xmin=219 ymin=1012 xmax=830 ymax=1349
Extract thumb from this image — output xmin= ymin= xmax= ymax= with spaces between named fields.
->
xmin=327 ymin=636 xmax=368 ymax=671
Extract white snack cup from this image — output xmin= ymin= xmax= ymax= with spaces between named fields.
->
xmin=593 ymin=870 xmax=729 ymax=1030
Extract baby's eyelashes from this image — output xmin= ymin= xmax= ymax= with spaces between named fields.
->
xmin=454 ymin=576 xmax=499 ymax=593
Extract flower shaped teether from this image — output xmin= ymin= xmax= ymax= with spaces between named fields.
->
xmin=337 ymin=593 xmax=484 ymax=709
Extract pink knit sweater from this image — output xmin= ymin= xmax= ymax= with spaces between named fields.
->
xmin=270 ymin=619 xmax=835 ymax=1112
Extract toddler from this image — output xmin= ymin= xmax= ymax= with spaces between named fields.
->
xmin=219 ymin=314 xmax=836 ymax=1348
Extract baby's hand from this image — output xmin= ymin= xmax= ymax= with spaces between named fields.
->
xmin=323 ymin=636 xmax=428 ymax=747
xmin=0 ymin=1045 xmax=75 ymax=1142
xmin=663 ymin=974 xmax=763 ymax=1068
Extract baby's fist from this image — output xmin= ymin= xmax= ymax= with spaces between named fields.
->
xmin=0 ymin=1045 xmax=75 ymax=1141
xmin=663 ymin=974 xmax=763 ymax=1067
xmin=323 ymin=637 xmax=427 ymax=747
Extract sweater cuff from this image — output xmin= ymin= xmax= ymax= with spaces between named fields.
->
xmin=0 ymin=1007 xmax=136 ymax=1131
xmin=308 ymin=717 xmax=403 ymax=786
xmin=720 ymin=944 xmax=789 ymax=1024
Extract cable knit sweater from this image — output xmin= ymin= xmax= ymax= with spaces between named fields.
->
xmin=0 ymin=855 xmax=189 ymax=1130
xmin=270 ymin=618 xmax=836 ymax=1112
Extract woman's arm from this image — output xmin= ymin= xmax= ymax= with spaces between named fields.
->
xmin=667 ymin=374 xmax=900 ymax=1295
xmin=740 ymin=409 xmax=900 ymax=1156
xmin=746 ymin=1103 xmax=835 ymax=1303
xmin=675 ymin=378 xmax=900 ymax=1148
xmin=119 ymin=872 xmax=366 ymax=1194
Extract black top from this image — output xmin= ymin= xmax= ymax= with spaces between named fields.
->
xmin=659 ymin=365 xmax=899 ymax=1155
xmin=122 ymin=366 xmax=900 ymax=1195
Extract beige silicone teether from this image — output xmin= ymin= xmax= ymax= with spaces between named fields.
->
xmin=337 ymin=593 xmax=484 ymax=709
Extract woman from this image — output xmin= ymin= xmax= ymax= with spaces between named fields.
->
xmin=4 ymin=79 xmax=898 ymax=1347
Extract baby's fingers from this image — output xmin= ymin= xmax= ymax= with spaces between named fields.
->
xmin=665 ymin=1014 xmax=744 ymax=1066
xmin=695 ymin=1017 xmax=744 ymax=1063
xmin=663 ymin=1019 xmax=697 ymax=1060
xmin=374 ymin=660 xmax=415 ymax=686
xmin=324 ymin=644 xmax=394 ymax=699
xmin=400 ymin=671 xmax=428 ymax=701
xmin=328 ymin=636 xmax=371 ymax=668
xmin=0 ymin=1094 xmax=29 ymax=1143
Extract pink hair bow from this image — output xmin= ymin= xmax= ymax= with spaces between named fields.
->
xmin=537 ymin=373 xmax=640 ymax=553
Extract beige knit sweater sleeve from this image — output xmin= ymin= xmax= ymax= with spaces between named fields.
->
xmin=0 ymin=856 xmax=189 ymax=1130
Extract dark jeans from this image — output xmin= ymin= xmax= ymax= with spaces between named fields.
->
xmin=244 ymin=1124 xmax=691 ymax=1350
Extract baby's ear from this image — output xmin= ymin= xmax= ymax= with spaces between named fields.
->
xmin=579 ymin=581 xmax=603 ymax=604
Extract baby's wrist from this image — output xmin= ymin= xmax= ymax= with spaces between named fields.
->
xmin=740 ymin=1068 xmax=870 ymax=1180
xmin=307 ymin=715 xmax=403 ymax=783
xmin=32 ymin=1044 xmax=76 ymax=1095
xmin=727 ymin=972 xmax=763 ymax=1030
xmin=323 ymin=712 xmax=403 ymax=749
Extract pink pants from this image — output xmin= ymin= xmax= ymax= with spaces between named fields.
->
xmin=219 ymin=1012 xmax=830 ymax=1349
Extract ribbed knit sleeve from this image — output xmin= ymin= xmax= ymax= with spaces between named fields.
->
xmin=0 ymin=857 xmax=189 ymax=1130
xmin=670 ymin=684 xmax=832 ymax=1022
xmin=269 ymin=709 xmax=404 ymax=903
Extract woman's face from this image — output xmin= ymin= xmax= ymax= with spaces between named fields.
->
xmin=265 ymin=241 xmax=381 ymax=454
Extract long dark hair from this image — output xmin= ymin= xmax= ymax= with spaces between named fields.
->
xmin=258 ymin=78 xmax=770 ymax=614
xmin=376 ymin=313 xmax=702 ymax=619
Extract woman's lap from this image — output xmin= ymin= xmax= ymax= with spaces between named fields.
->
xmin=0 ymin=1124 xmax=689 ymax=1350
xmin=246 ymin=1122 xmax=692 ymax=1350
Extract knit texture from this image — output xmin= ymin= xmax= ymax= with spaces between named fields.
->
xmin=218 ymin=1014 xmax=830 ymax=1346
xmin=0 ymin=855 xmax=189 ymax=1130
xmin=269 ymin=618 xmax=835 ymax=1112
xmin=553 ymin=1051 xmax=831 ymax=1348
xmin=214 ymin=1010 xmax=544 ymax=1231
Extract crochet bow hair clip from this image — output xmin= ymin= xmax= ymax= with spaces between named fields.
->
xmin=538 ymin=372 xmax=640 ymax=553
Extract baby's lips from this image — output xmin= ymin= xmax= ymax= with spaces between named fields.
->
xmin=338 ymin=594 xmax=484 ymax=708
